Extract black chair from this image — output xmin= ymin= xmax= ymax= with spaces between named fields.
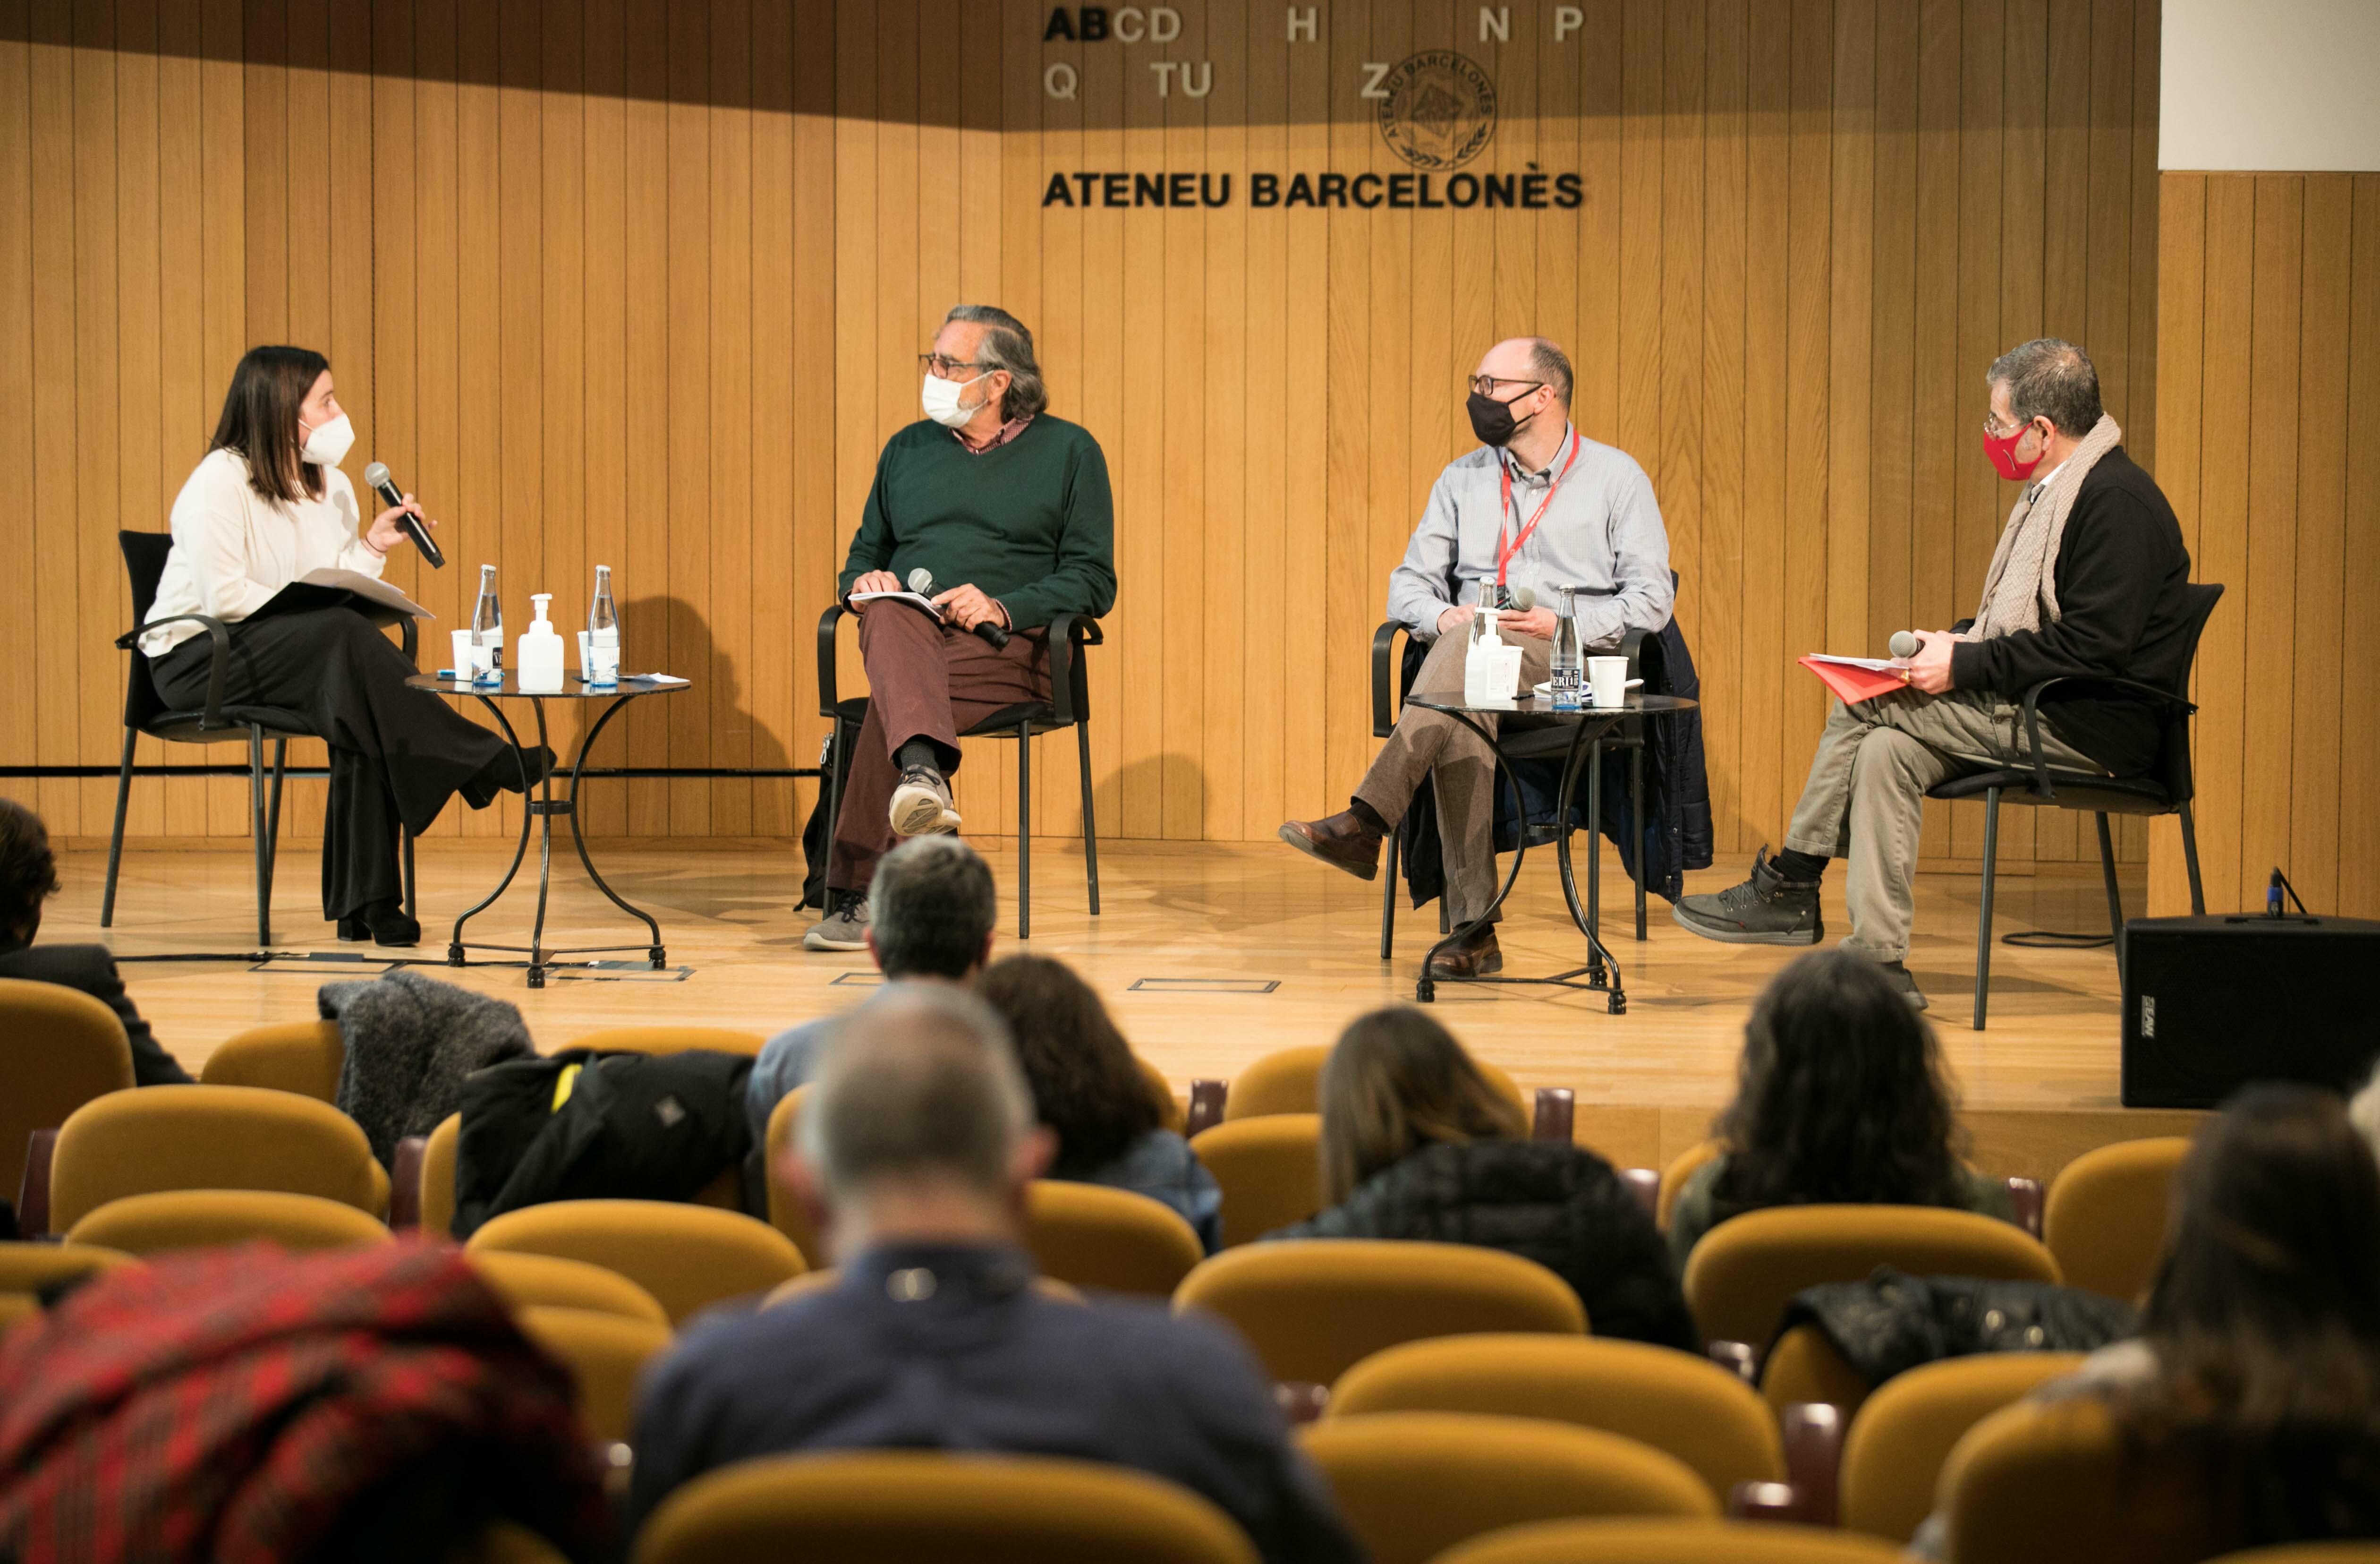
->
xmin=1927 ymin=581 xmax=2222 ymax=1030
xmin=816 ymin=605 xmax=1101 ymax=940
xmin=1370 ymin=619 xmax=1651 ymax=958
xmin=101 ymin=531 xmax=416 ymax=947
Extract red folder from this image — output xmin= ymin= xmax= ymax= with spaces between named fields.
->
xmin=1798 ymin=655 xmax=1912 ymax=705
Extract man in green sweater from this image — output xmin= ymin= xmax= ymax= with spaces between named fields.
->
xmin=808 ymin=305 xmax=1117 ymax=952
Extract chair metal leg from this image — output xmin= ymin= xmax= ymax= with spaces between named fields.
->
xmin=402 ymin=831 xmax=417 ymax=920
xmin=101 ymin=726 xmax=138 ymax=928
xmin=1586 ymin=743 xmax=1603 ymax=943
xmin=1973 ymin=787 xmax=2001 ymax=1031
xmin=1016 ymin=722 xmax=1032 ymax=940
xmin=1630 ymin=743 xmax=1647 ymax=941
xmin=1380 ymin=829 xmax=1400 ymax=960
xmin=2179 ymin=802 xmax=2207 ymax=915
xmin=265 ymin=737 xmax=288 ymax=885
xmin=2097 ymin=812 xmax=2126 ymax=988
xmin=247 ymin=726 xmax=272 ymax=948
xmin=1075 ymin=718 xmax=1100 ymax=916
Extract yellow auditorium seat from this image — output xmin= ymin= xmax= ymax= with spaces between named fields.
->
xmin=1329 ymin=1334 xmax=1785 ymax=1505
xmin=49 ymin=1083 xmax=390 ymax=1230
xmin=1430 ymin=1517 xmax=1906 ymax=1564
xmin=1026 ymin=1180 xmax=1205 ymax=1297
xmin=457 ymin=1522 xmax=575 ymax=1564
xmin=515 ymin=1303 xmax=672 ymax=1444
xmin=1172 ymin=1239 xmax=1584 ymax=1388
xmin=1682 ymin=1206 xmax=2059 ymax=1354
xmin=1937 ymin=1394 xmax=2218 ymax=1564
xmin=1187 ymin=1113 xmax=1324 ymax=1247
xmin=1138 ymin=1054 xmax=1188 ymax=1133
xmin=1655 ymin=1140 xmax=1723 ymax=1232
xmin=629 ymin=1450 xmax=1259 ymax=1564
xmin=198 ymin=1019 xmax=346 ymax=1102
xmin=418 ymin=1111 xmax=463 ymax=1238
xmin=0 ymin=1240 xmax=142 ymax=1331
xmin=1299 ymin=1412 xmax=1714 ymax=1564
xmin=1758 ymin=1323 xmax=1875 ymax=1414
xmin=2042 ymin=1136 xmax=2192 ymax=1304
xmin=762 ymin=1085 xmax=823 ymax=1265
xmin=468 ymin=1248 xmax=671 ymax=1326
xmin=1836 ymin=1351 xmax=2086 ymax=1542
xmin=66 ymin=1188 xmax=392 ymax=1254
xmin=1222 ymin=1044 xmax=1526 ymax=1122
xmin=466 ymin=1199 xmax=805 ymax=1326
xmin=0 ymin=977 xmax=136 ymax=1202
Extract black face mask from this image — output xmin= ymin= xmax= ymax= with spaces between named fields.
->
xmin=1467 ymin=389 xmax=1533 ymax=448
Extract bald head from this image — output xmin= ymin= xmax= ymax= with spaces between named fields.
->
xmin=1477 ymin=337 xmax=1573 ymax=409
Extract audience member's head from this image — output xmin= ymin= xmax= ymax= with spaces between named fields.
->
xmin=790 ymin=983 xmax=1052 ymax=1260
xmin=1318 ymin=1007 xmax=1526 ymax=1205
xmin=977 ymin=953 xmax=1162 ymax=1179
xmin=865 ymin=836 xmax=997 ymax=981
xmin=0 ymin=797 xmax=61 ymax=944
xmin=1713 ymin=948 xmax=1967 ymax=1209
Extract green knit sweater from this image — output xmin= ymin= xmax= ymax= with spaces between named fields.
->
xmin=837 ymin=416 xmax=1117 ymax=632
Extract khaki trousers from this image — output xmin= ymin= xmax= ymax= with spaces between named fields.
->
xmin=1782 ymin=688 xmax=2103 ymax=963
xmin=1355 ymin=629 xmax=1553 ymax=927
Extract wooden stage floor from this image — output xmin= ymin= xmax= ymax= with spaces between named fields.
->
xmin=56 ymin=836 xmax=2205 ymax=1180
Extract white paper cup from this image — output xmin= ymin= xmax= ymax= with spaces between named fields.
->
xmin=1587 ymin=655 xmax=1630 ymax=708
xmin=450 ymin=630 xmax=475 ymax=680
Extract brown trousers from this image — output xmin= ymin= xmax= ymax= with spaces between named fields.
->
xmin=826 ymin=603 xmax=1050 ymax=893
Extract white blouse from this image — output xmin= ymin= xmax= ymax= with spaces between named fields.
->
xmin=140 ymin=448 xmax=387 ymax=656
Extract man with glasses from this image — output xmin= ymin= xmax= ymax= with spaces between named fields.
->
xmin=808 ymin=305 xmax=1116 ymax=952
xmin=1277 ymin=337 xmax=1673 ymax=979
xmin=1672 ymin=338 xmax=2194 ymax=1010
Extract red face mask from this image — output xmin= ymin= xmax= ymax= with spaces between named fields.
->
xmin=1983 ymin=420 xmax=2045 ymax=482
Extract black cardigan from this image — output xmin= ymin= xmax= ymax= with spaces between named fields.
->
xmin=1948 ymin=446 xmax=2195 ymax=777
xmin=1264 ymin=1139 xmax=1699 ymax=1352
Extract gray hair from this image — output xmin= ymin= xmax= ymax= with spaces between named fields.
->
xmin=868 ymin=836 xmax=997 ymax=980
xmin=1987 ymin=337 xmax=2102 ymax=437
xmin=1526 ymin=338 xmax=1574 ymax=408
xmin=945 ymin=304 xmax=1048 ymax=420
xmin=798 ymin=983 xmax=1035 ymax=1205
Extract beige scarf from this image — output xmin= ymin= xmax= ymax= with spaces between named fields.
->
xmin=1971 ymin=411 xmax=2122 ymax=640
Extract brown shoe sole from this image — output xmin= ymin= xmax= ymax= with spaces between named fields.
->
xmin=1276 ymin=821 xmax=1380 ymax=882
xmin=1427 ymin=942 xmax=1504 ymax=979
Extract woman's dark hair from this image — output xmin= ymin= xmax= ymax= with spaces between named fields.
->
xmin=975 ymin=954 xmax=1159 ymax=1178
xmin=2113 ymin=1084 xmax=2380 ymax=1542
xmin=0 ymin=797 xmax=62 ymax=937
xmin=210 ymin=345 xmax=330 ymax=505
xmin=1710 ymin=949 xmax=1968 ymax=1211
xmin=1318 ymin=1007 xmax=1527 ymax=1205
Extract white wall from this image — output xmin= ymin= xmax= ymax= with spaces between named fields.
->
xmin=2161 ymin=0 xmax=2380 ymax=171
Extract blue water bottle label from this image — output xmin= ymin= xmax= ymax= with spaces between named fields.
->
xmin=1551 ymin=665 xmax=1584 ymax=711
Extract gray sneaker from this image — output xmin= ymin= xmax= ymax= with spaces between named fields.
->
xmin=803 ymin=889 xmax=870 ymax=952
xmin=889 ymin=764 xmax=961 ymax=837
xmin=1671 ymin=848 xmax=1824 ymax=945
xmin=1878 ymin=960 xmax=1930 ymax=1011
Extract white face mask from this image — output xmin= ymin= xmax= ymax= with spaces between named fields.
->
xmin=920 ymin=372 xmax=988 ymax=430
xmin=299 ymin=411 xmax=355 ymax=467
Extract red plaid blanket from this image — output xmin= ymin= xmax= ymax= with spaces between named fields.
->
xmin=0 ymin=1239 xmax=607 ymax=1563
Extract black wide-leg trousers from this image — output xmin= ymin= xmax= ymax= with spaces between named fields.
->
xmin=152 ymin=607 xmax=507 ymax=920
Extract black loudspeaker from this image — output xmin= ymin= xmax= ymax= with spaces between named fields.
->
xmin=2121 ymin=914 xmax=2380 ymax=1110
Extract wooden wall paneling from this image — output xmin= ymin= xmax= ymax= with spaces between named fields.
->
xmin=975 ymin=0 xmax=1029 ymax=840
xmin=2144 ymin=168 xmax=2202 ymax=914
xmin=2341 ymin=176 xmax=2380 ymax=918
xmin=2288 ymin=176 xmax=2349 ymax=912
xmin=580 ymin=0 xmax=627 ymax=838
xmin=1159 ymin=0 xmax=1208 ymax=844
xmin=663 ymin=0 xmax=708 ymax=835
xmin=1533 ymin=0 xmax=1580 ymax=384
xmin=747 ymin=0 xmax=796 ymax=838
xmin=1361 ymin=0 xmax=1407 ymax=850
xmin=1239 ymin=0 xmax=1286 ymax=841
xmin=2236 ymin=174 xmax=2301 ymax=900
xmin=619 ymin=0 xmax=669 ymax=838
xmin=2190 ymin=174 xmax=2253 ymax=915
xmin=1865 ymin=0 xmax=1915 ymax=724
xmin=153 ymin=0 xmax=206 ymax=840
xmin=1907 ymin=0 xmax=1958 ymax=862
xmin=2086 ymin=0 xmax=2142 ymax=861
xmin=1945 ymin=0 xmax=2000 ymax=868
xmin=1319 ymin=0 xmax=1371 ymax=845
xmin=370 ymin=0 xmax=418 ymax=825
xmin=1780 ymin=0 xmax=1831 ymax=850
xmin=1202 ymin=0 xmax=1248 ymax=844
xmin=705 ymin=0 xmax=751 ymax=837
xmin=275 ymin=0 xmax=332 ymax=842
xmin=412 ymin=0 xmax=470 ymax=839
xmin=1615 ymin=0 xmax=1658 ymax=540
xmin=1660 ymin=0 xmax=1705 ymax=686
xmin=535 ymin=0 xmax=587 ymax=813
xmin=1995 ymin=0 xmax=2049 ymax=865
xmin=112 ymin=0 xmax=164 ymax=842
xmin=28 ymin=0 xmax=76 ymax=835
xmin=197 ymin=0 xmax=243 ymax=836
xmin=1824 ymin=0 xmax=1872 ymax=671
xmin=452 ymin=0 xmax=504 ymax=837
xmin=2117 ymin=0 xmax=2159 ymax=862
xmin=1701 ymin=0 xmax=1747 ymax=857
xmin=1113 ymin=0 xmax=1160 ymax=841
xmin=787 ymin=0 xmax=836 ymax=845
xmin=0 ymin=13 xmax=34 ymax=833
xmin=2031 ymin=0 xmax=2084 ymax=860
xmin=71 ymin=0 xmax=118 ymax=841
xmin=1736 ymin=0 xmax=1787 ymax=852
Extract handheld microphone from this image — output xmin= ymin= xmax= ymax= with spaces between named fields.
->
xmin=907 ymin=567 xmax=1011 ymax=649
xmin=1888 ymin=630 xmax=1921 ymax=660
xmin=1508 ymin=585 xmax=1536 ymax=613
xmin=362 ymin=462 xmax=445 ymax=568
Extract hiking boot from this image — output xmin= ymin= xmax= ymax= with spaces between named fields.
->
xmin=1878 ymin=960 xmax=1930 ymax=1011
xmin=803 ymin=889 xmax=871 ymax=952
xmin=1427 ymin=920 xmax=1503 ymax=978
xmin=1277 ymin=809 xmax=1384 ymax=882
xmin=889 ymin=765 xmax=961 ymax=837
xmin=1671 ymin=848 xmax=1824 ymax=945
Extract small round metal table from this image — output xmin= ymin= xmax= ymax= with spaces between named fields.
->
xmin=407 ymin=672 xmax=687 ymax=987
xmin=1400 ymin=691 xmax=1699 ymax=1012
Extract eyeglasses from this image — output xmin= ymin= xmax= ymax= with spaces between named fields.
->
xmin=920 ymin=353 xmax=989 ymax=378
xmin=1468 ymin=375 xmax=1545 ymax=399
xmin=1982 ymin=410 xmax=2036 ymax=437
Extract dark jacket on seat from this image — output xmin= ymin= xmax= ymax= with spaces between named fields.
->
xmin=1263 ymin=1139 xmax=1700 ymax=1351
xmin=1776 ymin=1266 xmax=2141 ymax=1385
xmin=0 ymin=938 xmax=189 ymax=1087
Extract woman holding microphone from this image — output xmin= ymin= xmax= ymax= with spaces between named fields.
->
xmin=140 ymin=346 xmax=548 ymax=946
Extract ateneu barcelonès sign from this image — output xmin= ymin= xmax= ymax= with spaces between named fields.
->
xmin=1037 ymin=5 xmax=1588 ymax=211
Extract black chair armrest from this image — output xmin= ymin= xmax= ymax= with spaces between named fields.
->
xmin=1618 ymin=625 xmax=1649 ymax=679
xmin=2015 ymin=675 xmax=2196 ymax=799
xmin=816 ymin=602 xmax=851 ymax=719
xmin=399 ymin=616 xmax=418 ymax=663
xmin=1726 ymin=1405 xmax=1846 ymax=1525
xmin=1531 ymin=1087 xmax=1575 ymax=1144
xmin=1951 ymin=617 xmax=1976 ymax=635
xmin=2005 ymin=1175 xmax=2044 ymax=1240
xmin=1046 ymin=614 xmax=1104 ymax=726
xmin=1373 ymin=621 xmax=1412 ymax=739
xmin=1184 ymin=1079 xmax=1228 ymax=1138
xmin=119 ymin=614 xmax=232 ymax=729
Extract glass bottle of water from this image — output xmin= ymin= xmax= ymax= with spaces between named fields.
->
xmin=587 ymin=564 xmax=620 ymax=686
xmin=471 ymin=564 xmax=504 ymax=684
xmin=1550 ymin=585 xmax=1584 ymax=711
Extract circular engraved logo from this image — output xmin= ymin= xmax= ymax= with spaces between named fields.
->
xmin=1377 ymin=51 xmax=1498 ymax=171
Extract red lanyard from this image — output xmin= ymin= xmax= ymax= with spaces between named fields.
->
xmin=1496 ymin=431 xmax=1582 ymax=586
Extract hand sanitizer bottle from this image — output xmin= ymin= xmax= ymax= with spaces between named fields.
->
xmin=1466 ymin=603 xmax=1522 ymax=707
xmin=519 ymin=593 xmax=566 ymax=692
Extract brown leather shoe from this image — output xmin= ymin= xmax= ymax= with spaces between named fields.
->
xmin=1277 ymin=811 xmax=1383 ymax=881
xmin=1428 ymin=921 xmax=1504 ymax=978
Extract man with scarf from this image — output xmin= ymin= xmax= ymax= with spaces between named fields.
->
xmin=1673 ymin=338 xmax=2196 ymax=1010
xmin=1277 ymin=337 xmax=1674 ymax=979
